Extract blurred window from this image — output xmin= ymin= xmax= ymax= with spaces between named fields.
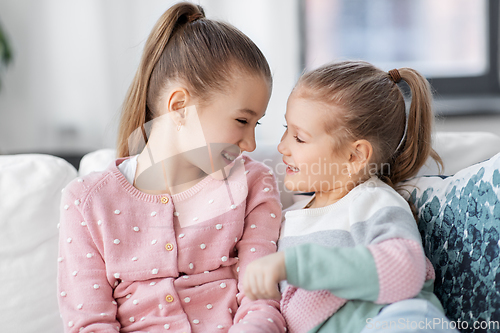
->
xmin=302 ymin=0 xmax=499 ymax=97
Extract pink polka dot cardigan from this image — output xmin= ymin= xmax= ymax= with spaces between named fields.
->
xmin=57 ymin=156 xmax=286 ymax=332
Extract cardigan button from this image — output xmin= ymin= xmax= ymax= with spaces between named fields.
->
xmin=165 ymin=294 xmax=174 ymax=303
xmin=161 ymin=196 xmax=169 ymax=204
xmin=165 ymin=243 xmax=174 ymax=251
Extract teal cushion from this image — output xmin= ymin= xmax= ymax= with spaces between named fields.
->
xmin=402 ymin=152 xmax=500 ymax=332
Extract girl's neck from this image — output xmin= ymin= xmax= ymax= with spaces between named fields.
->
xmin=134 ymin=142 xmax=207 ymax=196
xmin=307 ymin=180 xmax=359 ymax=209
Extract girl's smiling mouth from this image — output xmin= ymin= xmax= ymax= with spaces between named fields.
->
xmin=221 ymin=149 xmax=238 ymax=164
xmin=283 ymin=159 xmax=300 ymax=174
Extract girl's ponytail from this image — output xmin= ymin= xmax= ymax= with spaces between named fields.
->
xmin=117 ymin=2 xmax=204 ymax=158
xmin=389 ymin=68 xmax=443 ymax=185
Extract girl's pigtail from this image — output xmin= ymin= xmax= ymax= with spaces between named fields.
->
xmin=389 ymin=68 xmax=443 ymax=185
xmin=116 ymin=2 xmax=204 ymax=157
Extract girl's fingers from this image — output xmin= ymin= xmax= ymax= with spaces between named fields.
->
xmin=256 ymin=271 xmax=267 ymax=299
xmin=243 ymin=258 xmax=283 ymax=300
xmin=248 ymin=274 xmax=258 ymax=300
xmin=243 ymin=269 xmax=256 ymax=300
xmin=265 ymin=272 xmax=281 ymax=301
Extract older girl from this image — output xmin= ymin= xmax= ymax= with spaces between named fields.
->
xmin=57 ymin=2 xmax=285 ymax=332
xmin=244 ymin=61 xmax=457 ymax=333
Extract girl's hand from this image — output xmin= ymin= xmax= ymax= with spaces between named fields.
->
xmin=243 ymin=252 xmax=286 ymax=301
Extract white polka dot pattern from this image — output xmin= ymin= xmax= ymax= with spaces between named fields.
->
xmin=57 ymin=156 xmax=285 ymax=332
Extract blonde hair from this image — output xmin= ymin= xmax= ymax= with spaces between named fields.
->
xmin=117 ymin=2 xmax=271 ymax=157
xmin=295 ymin=60 xmax=443 ymax=187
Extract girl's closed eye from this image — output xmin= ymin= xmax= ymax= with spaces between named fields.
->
xmin=237 ymin=119 xmax=262 ymax=126
xmin=294 ymin=135 xmax=305 ymax=143
xmin=283 ymin=124 xmax=304 ymax=143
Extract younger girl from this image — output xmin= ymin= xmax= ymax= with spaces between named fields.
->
xmin=243 ymin=61 xmax=457 ymax=332
xmin=57 ymin=2 xmax=285 ymax=332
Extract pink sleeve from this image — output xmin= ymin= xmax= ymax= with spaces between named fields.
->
xmin=229 ymin=167 xmax=286 ymax=333
xmin=425 ymin=257 xmax=436 ymax=280
xmin=57 ymin=182 xmax=119 ymax=332
xmin=280 ymin=286 xmax=347 ymax=333
xmin=368 ymin=238 xmax=427 ymax=304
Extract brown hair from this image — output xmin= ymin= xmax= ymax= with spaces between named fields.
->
xmin=295 ymin=60 xmax=443 ymax=187
xmin=117 ymin=2 xmax=272 ymax=157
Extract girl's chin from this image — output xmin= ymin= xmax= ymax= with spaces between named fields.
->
xmin=283 ymin=176 xmax=302 ymax=192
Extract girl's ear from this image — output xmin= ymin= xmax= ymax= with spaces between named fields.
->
xmin=167 ymin=87 xmax=191 ymax=124
xmin=349 ymin=139 xmax=373 ymax=174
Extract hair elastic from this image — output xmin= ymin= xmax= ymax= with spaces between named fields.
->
xmin=188 ymin=12 xmax=203 ymax=23
xmin=388 ymin=68 xmax=405 ymax=156
xmin=388 ymin=69 xmax=402 ymax=83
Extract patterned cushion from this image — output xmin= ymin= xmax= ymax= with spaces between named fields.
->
xmin=401 ymin=152 xmax=500 ymax=332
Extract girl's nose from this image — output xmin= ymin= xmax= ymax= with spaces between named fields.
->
xmin=239 ymin=132 xmax=256 ymax=153
xmin=277 ymin=133 xmax=288 ymax=155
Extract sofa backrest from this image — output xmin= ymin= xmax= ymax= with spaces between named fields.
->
xmin=0 ymin=131 xmax=498 ymax=333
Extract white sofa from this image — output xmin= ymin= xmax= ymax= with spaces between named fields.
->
xmin=1 ymin=132 xmax=499 ymax=333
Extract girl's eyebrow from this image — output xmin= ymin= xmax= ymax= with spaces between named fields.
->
xmin=284 ymin=115 xmax=311 ymax=137
xmin=239 ymin=108 xmax=265 ymax=118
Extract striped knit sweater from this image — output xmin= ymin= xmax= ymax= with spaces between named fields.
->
xmin=278 ymin=177 xmax=443 ymax=333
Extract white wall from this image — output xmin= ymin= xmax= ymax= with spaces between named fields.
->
xmin=0 ymin=0 xmax=300 ymax=154
xmin=1 ymin=1 xmax=499 ymax=156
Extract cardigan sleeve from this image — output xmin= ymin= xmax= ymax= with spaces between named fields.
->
xmin=284 ymin=185 xmax=427 ymax=305
xmin=229 ymin=161 xmax=286 ymax=333
xmin=57 ymin=180 xmax=120 ymax=332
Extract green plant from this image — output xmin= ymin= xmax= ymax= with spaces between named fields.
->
xmin=0 ymin=21 xmax=12 ymax=89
